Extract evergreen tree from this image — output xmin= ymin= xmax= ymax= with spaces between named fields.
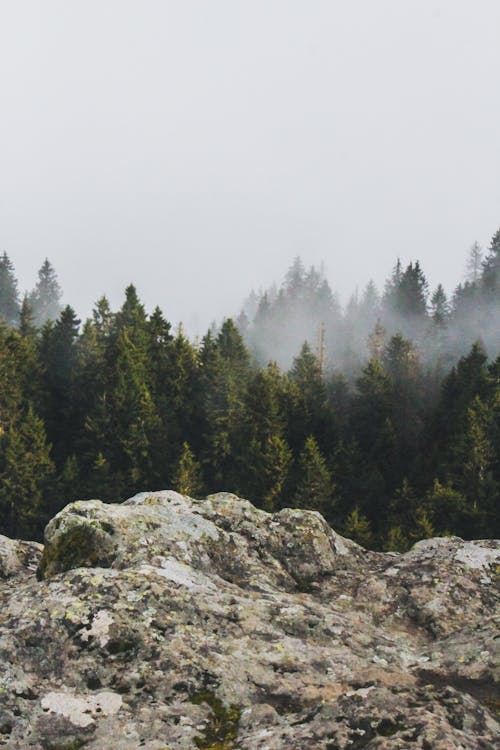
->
xmin=343 ymin=507 xmax=374 ymax=548
xmin=287 ymin=342 xmax=334 ymax=455
xmin=238 ymin=363 xmax=291 ymax=507
xmin=0 ymin=405 xmax=54 ymax=539
xmin=19 ymin=295 xmax=37 ymax=338
xmin=292 ymin=435 xmax=335 ymax=520
xmin=430 ymin=284 xmax=450 ymax=325
xmin=198 ymin=322 xmax=251 ymax=492
xmin=481 ymin=227 xmax=500 ymax=296
xmin=465 ymin=242 xmax=483 ymax=283
xmin=424 ymin=479 xmax=466 ymax=536
xmin=173 ymin=442 xmax=203 ymax=497
xmin=111 ymin=329 xmax=161 ymax=490
xmin=459 ymin=396 xmax=495 ymax=514
xmin=257 ymin=434 xmax=292 ymax=512
xmin=0 ymin=252 xmax=20 ymax=324
xmin=55 ymin=454 xmax=81 ymax=509
xmin=384 ymin=525 xmax=409 ymax=553
xmin=399 ymin=261 xmax=428 ymax=318
xmin=367 ymin=321 xmax=386 ymax=361
xmin=29 ymin=259 xmax=62 ymax=326
xmin=39 ymin=306 xmax=81 ymax=465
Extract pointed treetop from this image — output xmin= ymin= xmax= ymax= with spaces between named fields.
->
xmin=29 ymin=258 xmax=62 ymax=326
xmin=0 ymin=252 xmax=21 ymax=324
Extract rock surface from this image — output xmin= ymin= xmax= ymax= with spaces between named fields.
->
xmin=0 ymin=490 xmax=498 ymax=749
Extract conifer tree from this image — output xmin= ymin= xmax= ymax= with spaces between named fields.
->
xmin=29 ymin=259 xmax=62 ymax=326
xmin=343 ymin=507 xmax=374 ymax=548
xmin=238 ymin=363 xmax=291 ymax=507
xmin=173 ymin=442 xmax=203 ymax=497
xmin=55 ymin=454 xmax=81 ymax=511
xmin=430 ymin=284 xmax=450 ymax=325
xmin=465 ymin=242 xmax=483 ymax=283
xmin=258 ymin=434 xmax=292 ymax=512
xmin=293 ymin=435 xmax=335 ymax=520
xmin=384 ymin=525 xmax=409 ymax=552
xmin=481 ymin=227 xmax=500 ymax=296
xmin=424 ymin=479 xmax=466 ymax=536
xmin=288 ymin=342 xmax=334 ymax=455
xmin=39 ymin=306 xmax=81 ymax=465
xmin=0 ymin=252 xmax=20 ymax=324
xmin=0 ymin=405 xmax=54 ymax=539
xmin=19 ymin=295 xmax=37 ymax=338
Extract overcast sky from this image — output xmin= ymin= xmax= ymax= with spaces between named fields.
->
xmin=1 ymin=0 xmax=499 ymax=332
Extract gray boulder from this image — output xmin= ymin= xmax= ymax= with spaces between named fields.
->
xmin=0 ymin=491 xmax=498 ymax=749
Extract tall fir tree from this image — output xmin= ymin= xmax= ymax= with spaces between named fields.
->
xmin=173 ymin=442 xmax=203 ymax=497
xmin=0 ymin=252 xmax=20 ymax=324
xmin=292 ymin=435 xmax=336 ymax=520
xmin=0 ymin=405 xmax=54 ymax=539
xmin=29 ymin=259 xmax=62 ymax=326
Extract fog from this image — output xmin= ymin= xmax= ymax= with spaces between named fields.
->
xmin=1 ymin=1 xmax=500 ymax=333
xmin=239 ymin=250 xmax=499 ymax=379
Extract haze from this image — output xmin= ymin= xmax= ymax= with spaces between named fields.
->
xmin=1 ymin=0 xmax=499 ymax=333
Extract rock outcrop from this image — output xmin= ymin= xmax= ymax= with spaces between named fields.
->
xmin=0 ymin=491 xmax=498 ymax=749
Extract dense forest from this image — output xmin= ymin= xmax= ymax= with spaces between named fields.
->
xmin=0 ymin=229 xmax=499 ymax=550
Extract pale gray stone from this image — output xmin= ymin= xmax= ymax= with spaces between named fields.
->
xmin=0 ymin=492 xmax=498 ymax=749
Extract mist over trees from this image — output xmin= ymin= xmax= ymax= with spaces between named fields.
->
xmin=0 ymin=230 xmax=498 ymax=550
xmin=241 ymin=233 xmax=500 ymax=377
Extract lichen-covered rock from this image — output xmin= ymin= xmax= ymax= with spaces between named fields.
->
xmin=0 ymin=491 xmax=498 ymax=749
xmin=0 ymin=535 xmax=42 ymax=579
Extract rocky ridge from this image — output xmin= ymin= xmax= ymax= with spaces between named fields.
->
xmin=0 ymin=490 xmax=498 ymax=749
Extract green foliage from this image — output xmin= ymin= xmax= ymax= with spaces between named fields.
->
xmin=28 ymin=258 xmax=62 ymax=327
xmin=0 ymin=253 xmax=20 ymax=324
xmin=0 ymin=254 xmax=499 ymax=547
xmin=342 ymin=507 xmax=374 ymax=548
xmin=384 ymin=525 xmax=410 ymax=553
xmin=0 ymin=405 xmax=54 ymax=538
xmin=293 ymin=435 xmax=336 ymax=520
xmin=173 ymin=442 xmax=203 ymax=497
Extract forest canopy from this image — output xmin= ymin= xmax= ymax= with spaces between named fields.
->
xmin=0 ymin=232 xmax=499 ymax=550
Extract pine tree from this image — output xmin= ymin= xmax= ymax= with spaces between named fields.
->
xmin=460 ymin=396 xmax=495 ymax=511
xmin=481 ymin=227 xmax=500 ymax=296
xmin=349 ymin=359 xmax=397 ymax=521
xmin=0 ymin=405 xmax=54 ymax=539
xmin=292 ymin=435 xmax=335 ymax=520
xmin=112 ymin=329 xmax=161 ymax=490
xmin=383 ymin=260 xmax=428 ymax=320
xmin=173 ymin=442 xmax=203 ymax=497
xmin=258 ymin=434 xmax=292 ymax=512
xmin=411 ymin=509 xmax=435 ymax=544
xmin=238 ymin=363 xmax=291 ymax=508
xmin=430 ymin=284 xmax=450 ymax=325
xmin=367 ymin=321 xmax=386 ymax=361
xmin=343 ymin=507 xmax=374 ymax=548
xmin=29 ymin=259 xmax=62 ymax=326
xmin=465 ymin=242 xmax=483 ymax=283
xmin=424 ymin=479 xmax=466 ymax=536
xmin=19 ymin=295 xmax=37 ymax=338
xmin=384 ymin=525 xmax=409 ymax=552
xmin=287 ymin=342 xmax=334 ymax=455
xmin=197 ymin=322 xmax=250 ymax=492
xmin=53 ymin=455 xmax=81 ymax=516
xmin=0 ymin=252 xmax=20 ymax=324
xmin=39 ymin=306 xmax=81 ymax=465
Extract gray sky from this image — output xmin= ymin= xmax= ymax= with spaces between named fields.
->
xmin=1 ymin=0 xmax=499 ymax=332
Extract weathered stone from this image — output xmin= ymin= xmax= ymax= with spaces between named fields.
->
xmin=0 ymin=491 xmax=498 ymax=749
xmin=0 ymin=535 xmax=42 ymax=579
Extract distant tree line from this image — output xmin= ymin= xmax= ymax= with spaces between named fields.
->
xmin=0 ymin=230 xmax=498 ymax=549
xmin=241 ymin=231 xmax=500 ymax=376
